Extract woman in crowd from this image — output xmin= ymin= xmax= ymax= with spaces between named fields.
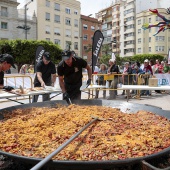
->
xmin=95 ymin=63 xmax=107 ymax=99
xmin=19 ymin=64 xmax=28 ymax=74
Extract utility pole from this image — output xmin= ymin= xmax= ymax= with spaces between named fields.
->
xmin=17 ymin=0 xmax=33 ymax=39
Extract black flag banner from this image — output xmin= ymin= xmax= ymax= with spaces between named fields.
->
xmin=35 ymin=45 xmax=45 ymax=72
xmin=92 ymin=30 xmax=104 ymax=73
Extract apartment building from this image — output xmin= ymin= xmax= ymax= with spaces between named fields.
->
xmin=97 ymin=6 xmax=113 ymax=56
xmin=0 ymin=0 xmax=36 ymax=40
xmin=96 ymin=0 xmax=169 ymax=58
xmin=136 ymin=8 xmax=170 ymax=57
xmin=120 ymin=0 xmax=136 ymax=57
xmin=80 ymin=15 xmax=102 ymax=63
xmin=27 ymin=0 xmax=81 ymax=56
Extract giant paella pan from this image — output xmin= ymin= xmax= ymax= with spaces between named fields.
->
xmin=0 ymin=100 xmax=170 ymax=170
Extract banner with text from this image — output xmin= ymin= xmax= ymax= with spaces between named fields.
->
xmin=92 ymin=30 xmax=104 ymax=73
xmin=154 ymin=74 xmax=170 ymax=86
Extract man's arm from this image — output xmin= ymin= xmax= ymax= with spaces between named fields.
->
xmin=58 ymin=76 xmax=66 ymax=93
xmin=51 ymin=74 xmax=56 ymax=87
xmin=37 ymin=72 xmax=45 ymax=87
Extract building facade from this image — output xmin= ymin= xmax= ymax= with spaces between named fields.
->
xmin=96 ymin=0 xmax=170 ymax=58
xmin=27 ymin=0 xmax=81 ymax=56
xmin=80 ymin=15 xmax=102 ymax=63
xmin=136 ymin=8 xmax=170 ymax=57
xmin=0 ymin=0 xmax=19 ymax=40
xmin=0 ymin=0 xmax=36 ymax=40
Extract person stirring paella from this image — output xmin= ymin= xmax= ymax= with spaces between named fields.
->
xmin=57 ymin=50 xmax=92 ymax=103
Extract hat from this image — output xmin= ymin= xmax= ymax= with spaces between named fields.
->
xmin=0 ymin=54 xmax=16 ymax=69
xmin=43 ymin=52 xmax=51 ymax=61
xmin=61 ymin=50 xmax=72 ymax=61
xmin=144 ymin=59 xmax=149 ymax=63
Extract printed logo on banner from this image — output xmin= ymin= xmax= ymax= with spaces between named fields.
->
xmin=158 ymin=78 xmax=169 ymax=86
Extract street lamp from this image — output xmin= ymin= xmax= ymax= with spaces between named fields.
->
xmin=17 ymin=0 xmax=33 ymax=39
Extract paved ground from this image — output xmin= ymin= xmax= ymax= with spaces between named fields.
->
xmin=0 ymin=89 xmax=169 ymax=111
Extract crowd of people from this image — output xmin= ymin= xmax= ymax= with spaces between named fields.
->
xmin=94 ymin=58 xmax=170 ymax=99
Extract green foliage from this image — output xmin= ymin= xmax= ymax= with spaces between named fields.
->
xmin=99 ymin=54 xmax=111 ymax=65
xmin=0 ymin=39 xmax=62 ymax=71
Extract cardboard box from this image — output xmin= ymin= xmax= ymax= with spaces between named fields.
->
xmin=148 ymin=78 xmax=158 ymax=87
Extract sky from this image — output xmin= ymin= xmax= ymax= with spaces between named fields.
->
xmin=17 ymin=0 xmax=112 ymax=17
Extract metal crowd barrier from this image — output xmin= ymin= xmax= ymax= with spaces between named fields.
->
xmin=85 ymin=73 xmax=152 ymax=99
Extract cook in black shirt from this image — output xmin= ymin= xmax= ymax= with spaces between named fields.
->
xmin=33 ymin=52 xmax=56 ymax=102
xmin=57 ymin=50 xmax=92 ymax=102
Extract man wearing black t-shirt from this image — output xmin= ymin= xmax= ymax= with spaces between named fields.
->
xmin=32 ymin=52 xmax=56 ymax=102
xmin=57 ymin=50 xmax=92 ymax=102
xmin=0 ymin=54 xmax=16 ymax=90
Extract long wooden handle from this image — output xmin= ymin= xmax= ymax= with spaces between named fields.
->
xmin=30 ymin=117 xmax=98 ymax=170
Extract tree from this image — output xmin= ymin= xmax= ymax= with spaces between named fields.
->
xmin=0 ymin=39 xmax=62 ymax=72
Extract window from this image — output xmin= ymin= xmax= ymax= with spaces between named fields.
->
xmin=46 ymin=0 xmax=50 ymax=7
xmin=74 ymin=42 xmax=78 ymax=50
xmin=149 ymin=37 xmax=151 ymax=42
xmin=155 ymin=46 xmax=164 ymax=51
xmin=1 ymin=22 xmax=7 ymax=29
xmin=54 ymin=15 xmax=60 ymax=23
xmin=65 ymin=18 xmax=71 ymax=25
xmin=138 ymin=29 xmax=141 ymax=33
xmin=149 ymin=47 xmax=151 ymax=52
xmin=54 ymin=27 xmax=60 ymax=35
xmin=138 ymin=38 xmax=141 ymax=43
xmin=155 ymin=36 xmax=165 ymax=41
xmin=83 ymin=46 xmax=87 ymax=51
xmin=149 ymin=18 xmax=151 ymax=23
xmin=83 ymin=34 xmax=88 ymax=40
xmin=138 ymin=48 xmax=141 ymax=53
xmin=83 ymin=24 xmax=88 ymax=30
xmin=54 ymin=39 xmax=60 ymax=45
xmin=74 ymin=19 xmax=78 ymax=27
xmin=74 ymin=10 xmax=78 ymax=15
xmin=65 ymin=41 xmax=71 ymax=49
xmin=138 ymin=19 xmax=141 ymax=25
xmin=66 ymin=29 xmax=71 ymax=37
xmin=65 ymin=8 xmax=71 ymax=14
xmin=46 ymin=38 xmax=50 ymax=42
xmin=45 ymin=26 xmax=50 ymax=34
xmin=74 ymin=31 xmax=78 ymax=38
xmin=46 ymin=13 xmax=50 ymax=21
xmin=1 ymin=6 xmax=8 ymax=17
xmin=54 ymin=3 xmax=60 ymax=11
xmin=113 ymin=14 xmax=116 ymax=19
xmin=91 ymin=26 xmax=95 ymax=31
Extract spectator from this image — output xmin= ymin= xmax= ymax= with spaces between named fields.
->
xmin=19 ymin=64 xmax=28 ymax=74
xmin=163 ymin=61 xmax=170 ymax=73
xmin=140 ymin=59 xmax=153 ymax=96
xmin=149 ymin=59 xmax=156 ymax=73
xmin=93 ymin=65 xmax=99 ymax=74
xmin=32 ymin=52 xmax=56 ymax=102
xmin=122 ymin=62 xmax=133 ymax=98
xmin=28 ymin=65 xmax=34 ymax=73
xmin=154 ymin=59 xmax=161 ymax=73
xmin=107 ymin=59 xmax=120 ymax=100
xmin=0 ymin=54 xmax=16 ymax=89
xmin=57 ymin=50 xmax=92 ymax=103
xmin=95 ymin=63 xmax=107 ymax=99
